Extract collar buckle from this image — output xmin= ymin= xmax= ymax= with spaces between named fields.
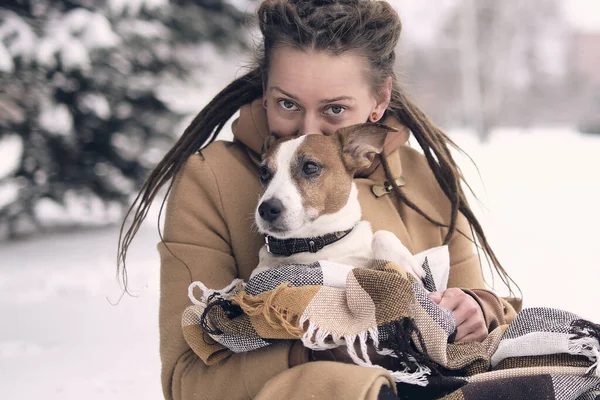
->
xmin=307 ymin=238 xmax=321 ymax=253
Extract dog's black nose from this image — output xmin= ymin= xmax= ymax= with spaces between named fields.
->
xmin=258 ymin=199 xmax=284 ymax=222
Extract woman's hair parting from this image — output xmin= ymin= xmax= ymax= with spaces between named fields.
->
xmin=117 ymin=0 xmax=518 ymax=296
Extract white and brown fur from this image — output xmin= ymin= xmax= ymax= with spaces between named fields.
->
xmin=252 ymin=123 xmax=424 ymax=280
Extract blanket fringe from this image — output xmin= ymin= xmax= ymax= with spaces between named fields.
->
xmin=376 ymin=348 xmax=398 ymax=357
xmin=188 ymin=279 xmax=244 ymax=305
xmin=346 ymin=333 xmax=430 ymax=386
xmin=387 ymin=363 xmax=430 ymax=386
xmin=569 ymin=319 xmax=600 ymax=378
xmin=300 ymin=316 xmax=343 ymax=349
xmin=587 ymin=346 xmax=600 ymax=378
xmin=230 ymin=283 xmax=304 ymax=337
xmin=298 ymin=314 xmax=430 ymax=386
xmin=568 ymin=336 xmax=600 ymax=378
xmin=345 ymin=332 xmax=371 ymax=365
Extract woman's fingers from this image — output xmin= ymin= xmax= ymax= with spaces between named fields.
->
xmin=457 ymin=328 xmax=488 ymax=343
xmin=429 ymin=291 xmax=442 ymax=304
xmin=455 ymin=313 xmax=487 ymax=342
xmin=430 ymin=288 xmax=488 ymax=343
xmin=435 ymin=288 xmax=467 ymax=323
xmin=455 ymin=299 xmax=487 ymax=342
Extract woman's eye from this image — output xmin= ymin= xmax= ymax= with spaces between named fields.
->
xmin=302 ymin=161 xmax=321 ymax=176
xmin=277 ymin=100 xmax=298 ymax=111
xmin=259 ymin=166 xmax=272 ymax=184
xmin=324 ymin=105 xmax=345 ymax=116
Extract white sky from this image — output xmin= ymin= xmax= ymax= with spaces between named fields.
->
xmin=389 ymin=0 xmax=600 ymax=45
xmin=564 ymin=0 xmax=600 ymax=31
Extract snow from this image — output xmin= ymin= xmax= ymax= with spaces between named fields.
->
xmin=0 ymin=135 xmax=23 ymax=179
xmin=117 ymin=19 xmax=169 ymax=39
xmin=81 ymin=13 xmax=121 ymax=49
xmin=60 ymin=38 xmax=92 ymax=71
xmin=36 ymin=37 xmax=60 ymax=69
xmin=39 ymin=103 xmax=74 ymax=136
xmin=156 ymin=47 xmax=248 ymax=114
xmin=79 ymin=93 xmax=112 ymax=120
xmin=0 ymin=182 xmax=19 ymax=209
xmin=0 ymin=127 xmax=599 ymax=398
xmin=107 ymin=0 xmax=168 ymax=16
xmin=0 ymin=42 xmax=14 ymax=73
xmin=446 ymin=127 xmax=600 ymax=322
xmin=227 ymin=0 xmax=258 ymax=13
xmin=0 ymin=12 xmax=37 ymax=62
xmin=0 ymin=226 xmax=161 ymax=400
xmin=34 ymin=193 xmax=125 ymax=228
xmin=34 ymin=10 xmax=119 ymax=70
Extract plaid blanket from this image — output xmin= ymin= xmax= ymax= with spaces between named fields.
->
xmin=182 ymin=254 xmax=600 ymax=399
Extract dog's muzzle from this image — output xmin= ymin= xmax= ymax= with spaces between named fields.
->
xmin=258 ymin=198 xmax=284 ymax=223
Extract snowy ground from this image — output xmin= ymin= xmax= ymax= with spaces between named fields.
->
xmin=0 ymin=226 xmax=162 ymax=400
xmin=449 ymin=127 xmax=600 ymax=321
xmin=1 ymin=127 xmax=599 ymax=399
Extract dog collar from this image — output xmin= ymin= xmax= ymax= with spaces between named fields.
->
xmin=265 ymin=227 xmax=355 ymax=257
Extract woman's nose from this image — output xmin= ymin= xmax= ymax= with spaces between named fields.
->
xmin=299 ymin=114 xmax=327 ymax=136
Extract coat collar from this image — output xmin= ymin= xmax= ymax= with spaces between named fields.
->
xmin=231 ymin=98 xmax=407 ymax=181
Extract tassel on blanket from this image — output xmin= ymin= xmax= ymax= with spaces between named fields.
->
xmin=200 ymin=294 xmax=244 ymax=335
xmin=351 ymin=330 xmax=431 ymax=387
xmin=188 ymin=279 xmax=244 ymax=305
xmin=299 ymin=314 xmax=431 ymax=386
xmin=190 ymin=280 xmax=245 ymax=336
xmin=230 ymin=283 xmax=304 ymax=337
xmin=379 ymin=318 xmax=440 ymax=385
xmin=569 ymin=319 xmax=600 ymax=378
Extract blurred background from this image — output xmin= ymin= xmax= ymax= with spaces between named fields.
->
xmin=0 ymin=0 xmax=599 ymax=398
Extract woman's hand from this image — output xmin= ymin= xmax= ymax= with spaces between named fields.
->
xmin=429 ymin=288 xmax=487 ymax=343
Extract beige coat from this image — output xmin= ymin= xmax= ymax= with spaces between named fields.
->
xmin=158 ymin=99 xmax=522 ymax=400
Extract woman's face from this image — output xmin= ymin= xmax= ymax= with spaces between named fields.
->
xmin=263 ymin=47 xmax=391 ymax=137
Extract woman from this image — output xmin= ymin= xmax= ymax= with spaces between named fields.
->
xmin=118 ymin=0 xmax=521 ymax=398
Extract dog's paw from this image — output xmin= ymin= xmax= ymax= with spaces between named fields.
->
xmin=372 ymin=230 xmax=424 ymax=280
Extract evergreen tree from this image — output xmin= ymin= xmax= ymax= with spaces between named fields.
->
xmin=0 ymin=0 xmax=252 ymax=238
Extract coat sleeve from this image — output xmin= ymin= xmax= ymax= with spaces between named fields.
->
xmin=158 ymin=154 xmax=291 ymax=400
xmin=445 ymin=211 xmax=520 ymax=330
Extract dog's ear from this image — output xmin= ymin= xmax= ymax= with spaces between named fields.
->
xmin=261 ymin=134 xmax=277 ymax=161
xmin=338 ymin=123 xmax=399 ymax=171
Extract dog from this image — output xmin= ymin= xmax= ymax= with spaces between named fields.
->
xmin=251 ymin=123 xmax=425 ymax=281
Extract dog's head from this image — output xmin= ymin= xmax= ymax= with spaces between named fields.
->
xmin=255 ymin=123 xmax=398 ymax=239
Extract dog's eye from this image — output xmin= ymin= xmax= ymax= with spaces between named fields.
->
xmin=302 ymin=161 xmax=321 ymax=176
xmin=259 ymin=165 xmax=272 ymax=184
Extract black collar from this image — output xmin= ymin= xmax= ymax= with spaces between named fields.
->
xmin=265 ymin=227 xmax=355 ymax=257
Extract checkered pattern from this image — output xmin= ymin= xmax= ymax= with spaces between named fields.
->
xmin=502 ymin=307 xmax=580 ymax=339
xmin=550 ymin=375 xmax=600 ymax=400
xmin=182 ymin=259 xmax=600 ymax=399
xmin=421 ymin=257 xmax=437 ymax=293
xmin=245 ymin=262 xmax=324 ymax=295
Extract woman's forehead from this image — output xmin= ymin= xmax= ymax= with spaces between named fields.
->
xmin=267 ymin=47 xmax=372 ymax=101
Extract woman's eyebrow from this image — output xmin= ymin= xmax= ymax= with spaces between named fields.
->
xmin=270 ymin=87 xmax=356 ymax=104
xmin=319 ymin=96 xmax=356 ymax=104
xmin=270 ymin=86 xmax=298 ymax=100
